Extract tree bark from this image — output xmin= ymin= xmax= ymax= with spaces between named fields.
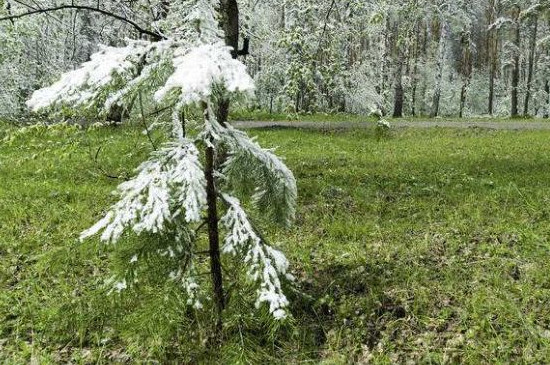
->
xmin=410 ymin=24 xmax=421 ymax=117
xmin=391 ymin=21 xmax=403 ymax=118
xmin=459 ymin=33 xmax=472 ymax=118
xmin=219 ymin=0 xmax=240 ymax=57
xmin=392 ymin=57 xmax=404 ymax=118
xmin=510 ymin=5 xmax=521 ymax=118
xmin=544 ymin=80 xmax=550 ymax=119
xmin=205 ymin=144 xmax=225 ymax=339
xmin=430 ymin=22 xmax=448 ymax=118
xmin=523 ymin=16 xmax=538 ymax=117
xmin=488 ymin=0 xmax=499 ymax=115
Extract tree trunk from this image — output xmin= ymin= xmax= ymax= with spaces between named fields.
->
xmin=489 ymin=61 xmax=496 ymax=115
xmin=430 ymin=22 xmax=448 ymax=118
xmin=410 ymin=25 xmax=421 ymax=117
xmin=379 ymin=18 xmax=391 ymax=110
xmin=510 ymin=6 xmax=521 ymax=118
xmin=459 ymin=33 xmax=472 ymax=118
xmin=545 ymin=80 xmax=550 ymax=118
xmin=392 ymin=57 xmax=404 ymax=118
xmin=459 ymin=82 xmax=467 ymax=118
xmin=205 ymin=144 xmax=225 ymax=339
xmin=488 ymin=0 xmax=499 ymax=115
xmin=523 ymin=16 xmax=538 ymax=117
xmin=219 ymin=0 xmax=239 ymax=57
xmin=199 ymin=0 xmax=240 ymax=339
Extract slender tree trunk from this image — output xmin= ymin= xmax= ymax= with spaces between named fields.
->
xmin=459 ymin=33 xmax=472 ymax=118
xmin=391 ymin=21 xmax=403 ymax=118
xmin=510 ymin=6 xmax=521 ymax=118
xmin=198 ymin=0 xmax=240 ymax=339
xmin=523 ymin=16 xmax=538 ymax=117
xmin=393 ymin=57 xmax=404 ymax=118
xmin=488 ymin=0 xmax=499 ymax=115
xmin=379 ymin=18 xmax=391 ymax=112
xmin=430 ymin=22 xmax=448 ymax=118
xmin=459 ymin=81 xmax=468 ymax=118
xmin=544 ymin=80 xmax=550 ymax=118
xmin=411 ymin=25 xmax=421 ymax=117
xmin=489 ymin=61 xmax=496 ymax=115
xmin=205 ymin=144 xmax=225 ymax=338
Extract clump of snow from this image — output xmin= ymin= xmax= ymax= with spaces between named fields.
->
xmin=154 ymin=43 xmax=255 ymax=105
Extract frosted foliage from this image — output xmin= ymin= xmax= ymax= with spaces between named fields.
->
xmin=221 ymin=195 xmax=291 ymax=319
xmin=80 ymin=140 xmax=207 ymax=243
xmin=26 ymin=42 xmax=150 ymax=110
xmin=153 ymin=0 xmax=222 ymax=43
xmin=104 ymin=40 xmax=174 ymax=110
xmin=200 ymin=110 xmax=296 ymax=226
xmin=154 ymin=43 xmax=255 ymax=105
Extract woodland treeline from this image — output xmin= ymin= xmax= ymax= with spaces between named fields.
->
xmin=1 ymin=0 xmax=550 ymax=119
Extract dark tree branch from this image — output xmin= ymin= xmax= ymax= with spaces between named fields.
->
xmin=315 ymin=0 xmax=337 ymax=58
xmin=0 ymin=4 xmax=164 ymax=40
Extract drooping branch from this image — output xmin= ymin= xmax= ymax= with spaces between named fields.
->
xmin=0 ymin=4 xmax=164 ymax=40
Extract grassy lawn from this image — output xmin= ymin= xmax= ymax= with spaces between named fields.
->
xmin=1 ymin=121 xmax=550 ymax=363
xmin=229 ymin=110 xmax=550 ymax=124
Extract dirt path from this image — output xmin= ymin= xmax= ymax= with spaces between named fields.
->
xmin=232 ymin=120 xmax=550 ymax=130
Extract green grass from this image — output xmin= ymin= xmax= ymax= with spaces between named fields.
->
xmin=229 ymin=109 xmax=550 ymax=124
xmin=2 ymin=120 xmax=550 ymax=363
xmin=229 ymin=110 xmax=375 ymax=123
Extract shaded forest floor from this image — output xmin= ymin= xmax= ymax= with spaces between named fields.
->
xmin=1 ymin=120 xmax=550 ymax=363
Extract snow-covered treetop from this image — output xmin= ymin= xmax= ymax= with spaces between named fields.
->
xmin=26 ymin=0 xmax=253 ymax=121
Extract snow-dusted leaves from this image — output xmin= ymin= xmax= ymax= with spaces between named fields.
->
xmin=80 ymin=139 xmax=206 ymax=243
xmin=221 ymin=194 xmax=292 ymax=319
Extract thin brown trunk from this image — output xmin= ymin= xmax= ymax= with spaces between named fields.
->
xmin=430 ymin=22 xmax=448 ymax=118
xmin=205 ymin=144 xmax=225 ymax=337
xmin=393 ymin=58 xmax=404 ymax=118
xmin=391 ymin=22 xmax=403 ymax=118
xmin=523 ymin=17 xmax=538 ymax=116
xmin=411 ymin=24 xmax=421 ymax=117
xmin=459 ymin=33 xmax=472 ymax=118
xmin=510 ymin=6 xmax=521 ymax=118
xmin=201 ymin=0 xmax=239 ymax=340
xmin=544 ymin=80 xmax=550 ymax=118
xmin=459 ymin=83 xmax=467 ymax=118
xmin=488 ymin=0 xmax=499 ymax=115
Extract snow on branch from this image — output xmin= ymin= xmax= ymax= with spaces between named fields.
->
xmin=202 ymin=113 xmax=297 ymax=227
xmin=154 ymin=42 xmax=254 ymax=105
xmin=27 ymin=41 xmax=155 ymax=111
xmin=0 ymin=4 xmax=163 ymax=40
xmin=488 ymin=17 xmax=514 ymax=31
xmin=80 ymin=139 xmax=207 ymax=243
xmin=220 ymin=194 xmax=292 ymax=319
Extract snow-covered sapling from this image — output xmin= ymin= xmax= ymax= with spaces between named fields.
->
xmin=25 ymin=0 xmax=297 ymax=336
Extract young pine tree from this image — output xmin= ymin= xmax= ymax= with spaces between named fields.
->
xmin=25 ymin=0 xmax=297 ymax=337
